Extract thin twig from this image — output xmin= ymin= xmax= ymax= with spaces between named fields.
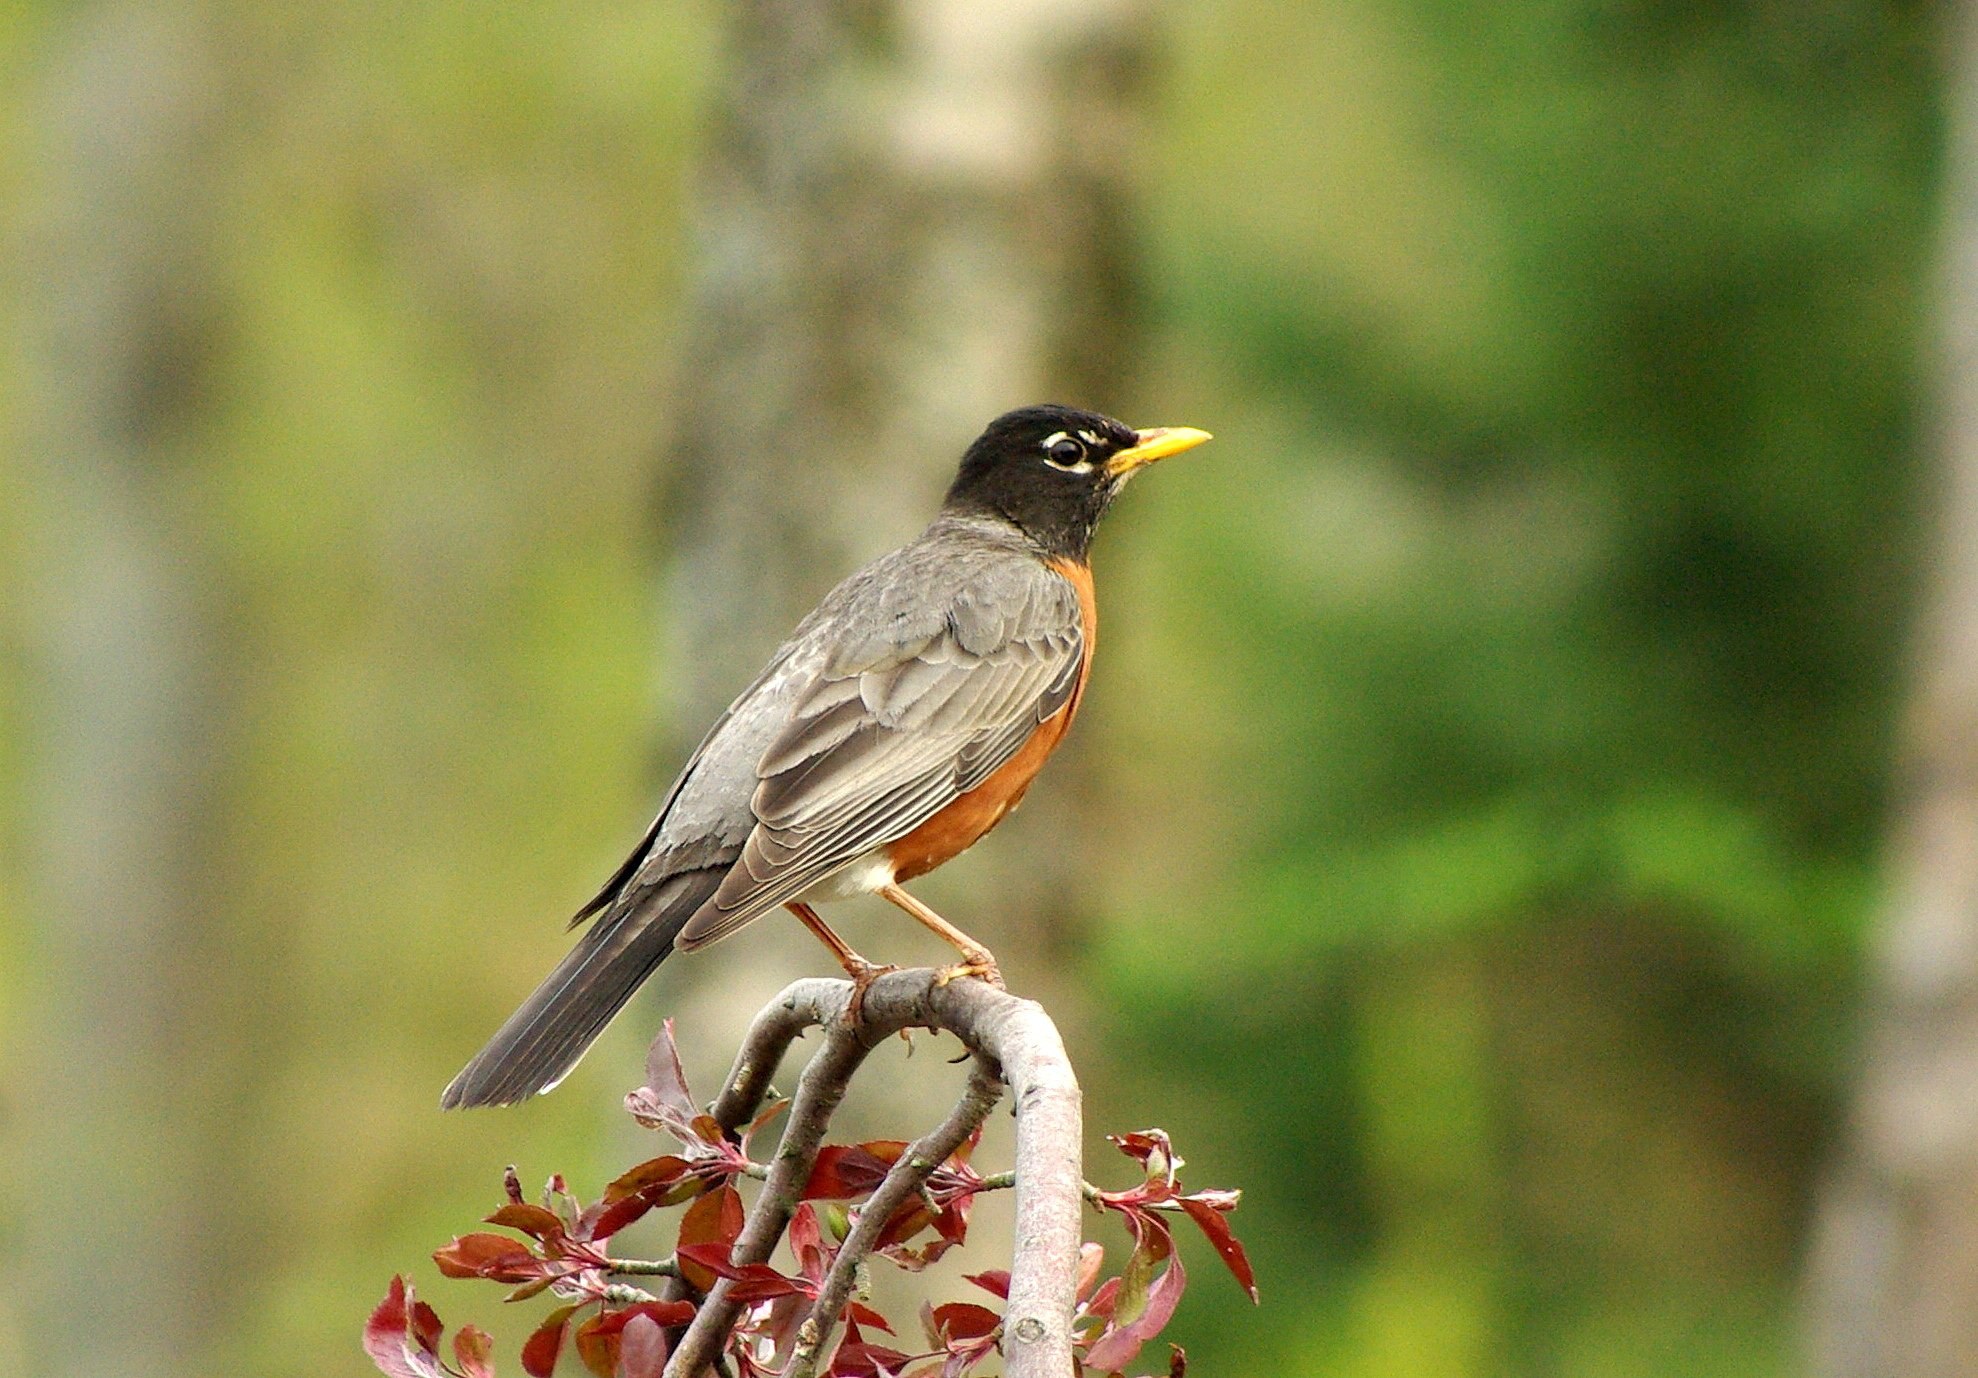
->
xmin=785 ymin=1056 xmax=1004 ymax=1378
xmin=649 ymin=998 xmax=832 ymax=1335
xmin=708 ymin=987 xmax=831 ymax=1130
xmin=665 ymin=1017 xmax=874 ymax=1376
xmin=659 ymin=971 xmax=1083 ymax=1378
xmin=974 ymin=1172 xmax=1227 ymax=1212
xmin=607 ymin=1257 xmax=681 ymax=1277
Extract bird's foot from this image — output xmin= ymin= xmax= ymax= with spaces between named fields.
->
xmin=842 ymin=956 xmax=901 ymax=1024
xmin=933 ymin=952 xmax=1003 ymax=990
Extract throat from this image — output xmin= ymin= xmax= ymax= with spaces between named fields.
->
xmin=939 ymin=494 xmax=1104 ymax=562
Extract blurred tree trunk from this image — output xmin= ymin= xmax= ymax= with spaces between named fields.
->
xmin=1808 ymin=10 xmax=1978 ymax=1374
xmin=660 ymin=0 xmax=1147 ymax=1034
xmin=15 ymin=6 xmax=244 ymax=1376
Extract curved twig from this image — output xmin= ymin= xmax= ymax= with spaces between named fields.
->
xmin=660 ymin=971 xmax=1083 ymax=1378
xmin=786 ymin=1055 xmax=1004 ymax=1378
xmin=666 ymin=1018 xmax=874 ymax=1374
xmin=707 ymin=985 xmax=832 ymax=1130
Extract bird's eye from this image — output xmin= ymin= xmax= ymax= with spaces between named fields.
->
xmin=1042 ymin=433 xmax=1089 ymax=470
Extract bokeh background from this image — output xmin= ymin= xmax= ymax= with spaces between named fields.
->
xmin=4 ymin=1 xmax=1973 ymax=1375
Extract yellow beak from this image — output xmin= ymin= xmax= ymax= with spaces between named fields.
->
xmin=1106 ymin=425 xmax=1214 ymax=477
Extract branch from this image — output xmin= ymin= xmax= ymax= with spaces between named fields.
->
xmin=633 ymin=996 xmax=837 ymax=1325
xmin=786 ymin=1055 xmax=1004 ymax=1378
xmin=666 ymin=1018 xmax=874 ymax=1374
xmin=707 ymin=984 xmax=832 ymax=1130
xmin=660 ymin=970 xmax=1084 ymax=1378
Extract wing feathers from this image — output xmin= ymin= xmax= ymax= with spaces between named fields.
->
xmin=442 ymin=867 xmax=724 ymax=1108
xmin=673 ymin=554 xmax=1086 ymax=952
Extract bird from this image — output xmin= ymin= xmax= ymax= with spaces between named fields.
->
xmin=442 ymin=405 xmax=1211 ymax=1108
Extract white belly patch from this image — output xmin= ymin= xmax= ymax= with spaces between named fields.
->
xmin=797 ymin=851 xmax=898 ymax=903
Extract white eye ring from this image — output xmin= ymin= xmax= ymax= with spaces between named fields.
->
xmin=1041 ymin=431 xmax=1094 ymax=473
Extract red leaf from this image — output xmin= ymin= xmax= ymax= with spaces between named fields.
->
xmin=729 ymin=1272 xmax=809 ymax=1304
xmin=589 ymin=1192 xmax=658 ymax=1243
xmin=505 ymin=1275 xmax=559 ymax=1304
xmin=1177 ymin=1198 xmax=1257 ymax=1302
xmin=1168 ymin=1343 xmax=1188 ymax=1377
xmin=626 ymin=1018 xmax=706 ymax=1144
xmin=790 ymin=1203 xmax=831 ymax=1282
xmin=411 ymin=1299 xmax=444 ymax=1357
xmin=453 ymin=1325 xmax=496 ymax=1378
xmin=603 ymin=1155 xmax=695 ymax=1205
xmin=504 ymin=1166 xmax=526 ymax=1205
xmin=763 ymin=1292 xmax=811 ymax=1356
xmin=845 ymin=1301 xmax=893 ymax=1333
xmin=1112 ymin=1215 xmax=1174 ymax=1330
xmin=486 ymin=1203 xmax=568 ymax=1246
xmin=790 ymin=1201 xmax=823 ymax=1249
xmin=572 ymin=1310 xmax=690 ymax=1378
xmin=1103 ymin=1130 xmax=1182 ymax=1211
xmin=929 ymin=1302 xmax=1001 ymax=1343
xmin=1085 ymin=1237 xmax=1186 ymax=1373
xmin=433 ymin=1233 xmax=543 ymax=1283
xmin=963 ymin=1270 xmax=1010 ymax=1300
xmin=618 ymin=1315 xmax=669 ymax=1378
xmin=544 ymin=1175 xmax=583 ymax=1235
xmin=1075 ymin=1244 xmax=1105 ymax=1301
xmin=521 ymin=1304 xmax=579 ymax=1378
xmin=593 ymin=1156 xmax=703 ymax=1240
xmin=674 ymin=1246 xmax=808 ymax=1302
xmin=586 ymin=1301 xmax=697 ymax=1335
xmin=644 ymin=1018 xmax=695 ymax=1113
xmin=573 ymin=1315 xmax=617 ymax=1378
xmin=1084 ymin=1276 xmax=1121 ymax=1323
xmin=875 ymin=1198 xmax=937 ymax=1251
xmin=802 ymin=1142 xmax=905 ymax=1200
xmin=1109 ymin=1130 xmax=1175 ymax=1174
xmin=362 ymin=1277 xmax=447 ymax=1378
xmin=880 ymin=1230 xmax=962 ymax=1273
xmin=828 ymin=1336 xmax=913 ymax=1377
xmin=675 ymin=1183 xmax=744 ymax=1291
xmin=932 ymin=1197 xmax=974 ymax=1248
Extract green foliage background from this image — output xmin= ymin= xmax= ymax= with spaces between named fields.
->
xmin=0 ymin=1 xmax=1941 ymax=1374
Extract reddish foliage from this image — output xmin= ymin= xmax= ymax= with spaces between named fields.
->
xmin=367 ymin=1022 xmax=1252 ymax=1378
xmin=364 ymin=1277 xmax=462 ymax=1378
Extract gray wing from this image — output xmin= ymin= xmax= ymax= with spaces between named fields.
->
xmin=674 ymin=548 xmax=1086 ymax=949
xmin=441 ymin=647 xmax=809 ymax=1107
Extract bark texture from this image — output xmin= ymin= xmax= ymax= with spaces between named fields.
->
xmin=662 ymin=972 xmax=1084 ymax=1378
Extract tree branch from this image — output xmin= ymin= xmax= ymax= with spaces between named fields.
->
xmin=787 ymin=1055 xmax=1005 ymax=1378
xmin=666 ymin=1019 xmax=874 ymax=1374
xmin=660 ymin=970 xmax=1084 ymax=1378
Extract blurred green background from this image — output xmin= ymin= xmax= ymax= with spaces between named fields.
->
xmin=0 ymin=1 xmax=1942 ymax=1375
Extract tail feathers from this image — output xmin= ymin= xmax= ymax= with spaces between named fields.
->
xmin=441 ymin=869 xmax=720 ymax=1109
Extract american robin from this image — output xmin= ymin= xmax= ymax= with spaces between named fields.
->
xmin=442 ymin=405 xmax=1210 ymax=1108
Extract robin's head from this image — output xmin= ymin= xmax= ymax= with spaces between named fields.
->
xmin=942 ymin=404 xmax=1212 ymax=560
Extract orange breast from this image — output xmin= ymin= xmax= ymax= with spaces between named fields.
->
xmin=884 ymin=557 xmax=1097 ymax=882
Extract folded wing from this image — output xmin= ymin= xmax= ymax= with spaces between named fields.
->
xmin=674 ymin=558 xmax=1085 ymax=948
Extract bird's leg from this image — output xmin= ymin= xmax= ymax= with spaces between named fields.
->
xmin=877 ymin=884 xmax=1004 ymax=989
xmin=785 ymin=902 xmax=897 ymax=1020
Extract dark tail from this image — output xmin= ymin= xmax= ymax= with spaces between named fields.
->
xmin=441 ymin=869 xmax=721 ymax=1109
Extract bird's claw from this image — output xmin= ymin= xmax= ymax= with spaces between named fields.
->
xmin=842 ymin=957 xmax=901 ymax=1023
xmin=933 ymin=955 xmax=1003 ymax=990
